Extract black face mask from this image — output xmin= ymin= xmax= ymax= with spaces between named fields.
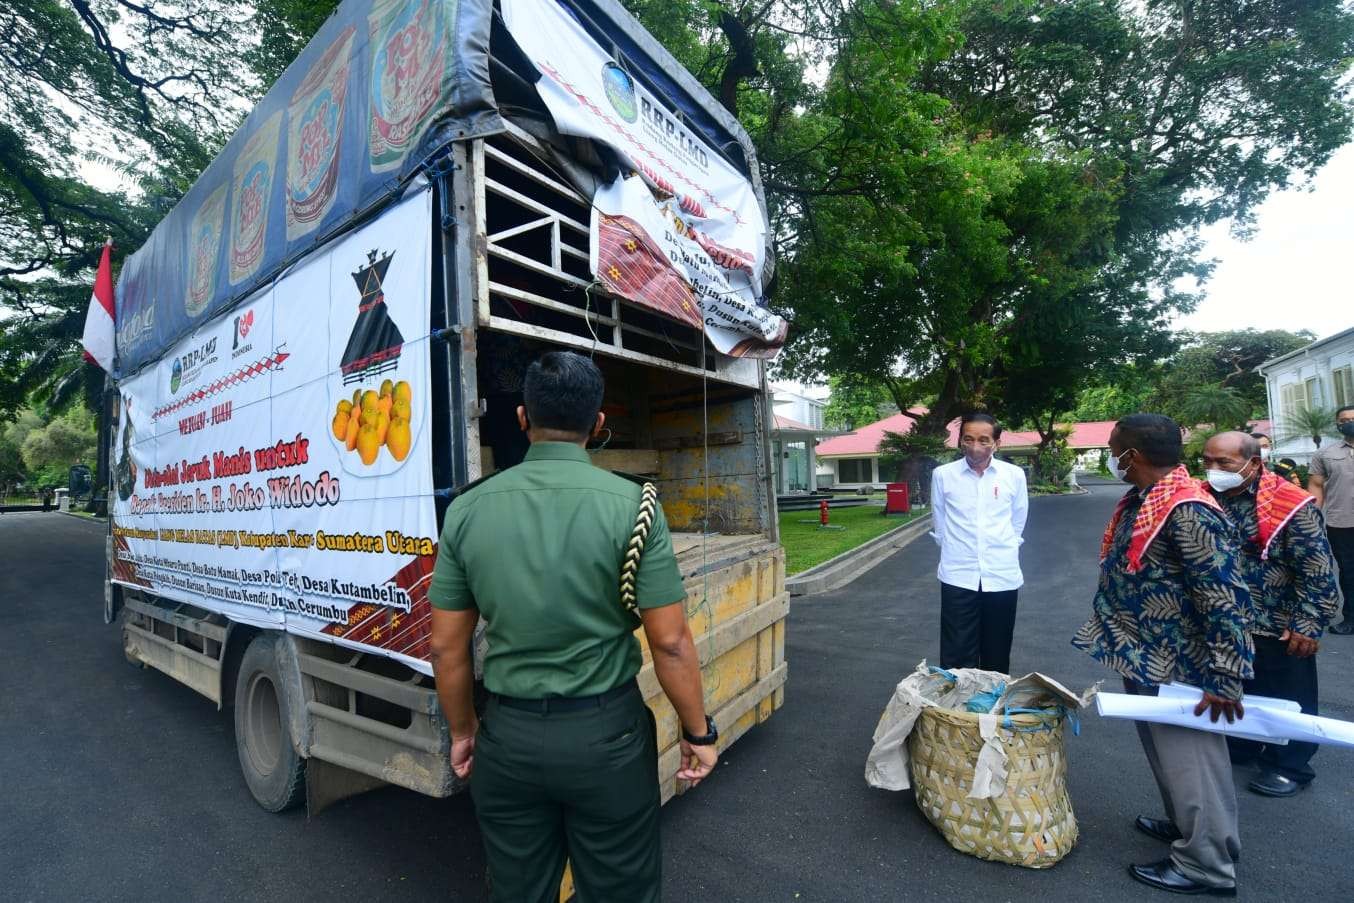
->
xmin=1340 ymin=421 xmax=1354 ymax=438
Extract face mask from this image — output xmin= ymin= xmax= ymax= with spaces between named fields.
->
xmin=1206 ymin=461 xmax=1255 ymax=493
xmin=965 ymin=445 xmax=994 ymax=467
xmin=1259 ymin=447 xmax=1272 ymax=461
xmin=1108 ymin=449 xmax=1133 ymax=482
xmin=1339 ymin=421 xmax=1354 ymax=438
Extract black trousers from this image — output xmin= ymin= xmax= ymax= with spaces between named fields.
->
xmin=1226 ymin=635 xmax=1320 ymax=783
xmin=471 ymin=683 xmax=660 ymax=903
xmin=1328 ymin=526 xmax=1354 ymax=622
xmin=939 ymin=581 xmax=1019 ymax=674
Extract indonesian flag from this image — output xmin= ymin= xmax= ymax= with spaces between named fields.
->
xmin=81 ymin=240 xmax=115 ymax=372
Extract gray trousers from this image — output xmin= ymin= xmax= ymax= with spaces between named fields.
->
xmin=1126 ymin=681 xmax=1240 ymax=887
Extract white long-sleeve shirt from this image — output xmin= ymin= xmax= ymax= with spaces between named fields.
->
xmin=929 ymin=457 xmax=1028 ymax=592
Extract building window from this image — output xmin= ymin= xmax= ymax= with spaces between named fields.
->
xmin=1305 ymin=377 xmax=1323 ymax=409
xmin=838 ymin=458 xmax=873 ymax=484
xmin=1334 ymin=367 xmax=1353 ymax=408
xmin=1281 ymin=382 xmax=1304 ymax=419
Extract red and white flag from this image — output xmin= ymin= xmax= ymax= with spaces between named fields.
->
xmin=81 ymin=240 xmax=116 ymax=372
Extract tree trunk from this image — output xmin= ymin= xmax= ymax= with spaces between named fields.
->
xmin=716 ymin=12 xmax=758 ymax=117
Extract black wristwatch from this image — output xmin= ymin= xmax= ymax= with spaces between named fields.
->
xmin=682 ymin=715 xmax=718 ymax=746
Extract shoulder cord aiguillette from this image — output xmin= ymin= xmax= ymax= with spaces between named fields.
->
xmin=620 ymin=481 xmax=659 ymax=616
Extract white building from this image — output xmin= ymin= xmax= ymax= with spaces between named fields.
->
xmin=768 ymin=384 xmax=837 ymax=494
xmin=1258 ymin=325 xmax=1354 ymax=465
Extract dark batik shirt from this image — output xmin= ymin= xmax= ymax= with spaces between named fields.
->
xmin=1073 ymin=489 xmax=1254 ymax=698
xmin=1212 ymin=485 xmax=1340 ymax=640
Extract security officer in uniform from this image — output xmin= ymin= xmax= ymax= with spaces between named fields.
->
xmin=428 ymin=351 xmax=718 ymax=902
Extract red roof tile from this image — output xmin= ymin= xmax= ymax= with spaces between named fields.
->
xmin=817 ymin=414 xmax=1124 ymax=456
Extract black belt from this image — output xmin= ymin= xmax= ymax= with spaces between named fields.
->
xmin=494 ymin=679 xmax=638 ymax=714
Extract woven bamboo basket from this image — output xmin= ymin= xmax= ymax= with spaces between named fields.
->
xmin=907 ymin=705 xmax=1077 ymax=868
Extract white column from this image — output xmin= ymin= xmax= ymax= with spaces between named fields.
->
xmin=806 ymin=437 xmax=817 ymax=492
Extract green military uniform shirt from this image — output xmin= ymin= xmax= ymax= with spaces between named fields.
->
xmin=428 ymin=442 xmax=687 ymax=698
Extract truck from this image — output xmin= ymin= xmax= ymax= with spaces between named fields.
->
xmin=106 ymin=0 xmax=789 ymax=818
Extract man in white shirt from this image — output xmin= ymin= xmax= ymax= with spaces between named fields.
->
xmin=929 ymin=413 xmax=1029 ymax=673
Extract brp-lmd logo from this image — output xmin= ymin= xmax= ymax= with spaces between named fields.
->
xmin=602 ymin=63 xmax=637 ymax=124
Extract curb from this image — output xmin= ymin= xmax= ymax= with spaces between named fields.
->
xmin=61 ymin=510 xmax=107 ymax=522
xmin=786 ymin=512 xmax=933 ymax=597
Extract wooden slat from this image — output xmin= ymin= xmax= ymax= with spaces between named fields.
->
xmin=654 ymin=431 xmax=743 ymax=450
xmin=485 ymin=176 xmax=589 ymax=235
xmin=487 ymin=214 xmax=556 ymax=244
xmin=485 ymin=317 xmax=758 ymax=388
xmin=488 ymin=281 xmax=615 ymax=327
xmin=486 ymin=132 xmax=589 ymax=206
xmin=589 ymin=448 xmax=660 ymax=474
xmin=487 ymin=243 xmax=590 ymax=288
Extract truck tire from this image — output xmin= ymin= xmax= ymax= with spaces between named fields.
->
xmin=234 ymin=634 xmax=306 ymax=812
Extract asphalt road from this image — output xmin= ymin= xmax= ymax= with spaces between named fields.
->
xmin=3 ymin=486 xmax=1353 ymax=901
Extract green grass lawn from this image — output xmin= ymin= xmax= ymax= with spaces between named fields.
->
xmin=779 ymin=504 xmax=925 ymax=576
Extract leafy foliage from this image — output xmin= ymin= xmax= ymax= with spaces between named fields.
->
xmin=1281 ymin=406 xmax=1340 ymax=449
xmin=822 ymin=375 xmax=892 ymax=431
xmin=1147 ymin=329 xmax=1314 ymax=423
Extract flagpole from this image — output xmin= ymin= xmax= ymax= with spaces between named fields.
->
xmin=93 ymin=236 xmax=113 ymax=517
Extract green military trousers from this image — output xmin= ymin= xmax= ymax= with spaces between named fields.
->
xmin=470 ymin=682 xmax=661 ymax=902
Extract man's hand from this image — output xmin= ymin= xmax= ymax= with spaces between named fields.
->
xmin=676 ymin=739 xmax=717 ymax=786
xmin=1280 ymin=629 xmax=1319 ymax=658
xmin=1194 ymin=693 xmax=1245 ymax=723
xmin=451 ymin=729 xmax=477 ymax=779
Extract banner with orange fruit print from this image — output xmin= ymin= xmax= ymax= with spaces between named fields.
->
xmin=110 ymin=188 xmax=442 ymax=674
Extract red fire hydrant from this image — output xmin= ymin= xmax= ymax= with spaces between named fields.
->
xmin=819 ymin=498 xmax=830 ymax=525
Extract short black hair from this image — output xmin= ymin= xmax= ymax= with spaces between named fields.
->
xmin=1279 ymin=457 xmax=1298 ymax=468
xmin=1250 ymin=432 xmax=1270 ymax=442
xmin=1238 ymin=434 xmax=1261 ymax=460
xmin=960 ymin=412 xmax=1002 ymax=440
xmin=1115 ymin=413 xmax=1182 ymax=467
xmin=523 ymin=351 xmax=604 ymax=435
xmin=1337 ymin=404 xmax=1354 ymax=419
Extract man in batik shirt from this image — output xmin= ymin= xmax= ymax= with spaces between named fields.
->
xmin=1201 ymin=431 xmax=1339 ymax=797
xmin=1073 ymin=414 xmax=1252 ymax=898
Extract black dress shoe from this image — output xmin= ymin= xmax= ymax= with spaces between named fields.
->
xmin=1135 ymin=815 xmax=1183 ymax=844
xmin=1248 ymin=771 xmax=1305 ymax=797
xmin=1330 ymin=621 xmax=1354 ymax=635
xmin=1128 ymin=859 xmax=1236 ymax=896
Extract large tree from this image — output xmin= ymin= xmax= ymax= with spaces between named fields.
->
xmin=1147 ymin=329 xmax=1314 ymax=423
xmin=777 ymin=0 xmax=1354 ymax=434
xmin=0 ymin=1 xmax=257 ymax=417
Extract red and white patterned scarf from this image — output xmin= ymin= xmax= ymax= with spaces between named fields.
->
xmin=1253 ymin=468 xmax=1315 ymax=561
xmin=1100 ymin=465 xmax=1222 ymax=574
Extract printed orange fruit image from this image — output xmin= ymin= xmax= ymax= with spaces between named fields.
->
xmin=386 ymin=417 xmax=411 ymax=461
xmin=335 ymin=381 xmax=413 ymax=467
xmin=344 ymin=412 xmax=360 ymax=450
xmin=356 ymin=423 xmax=381 ymax=465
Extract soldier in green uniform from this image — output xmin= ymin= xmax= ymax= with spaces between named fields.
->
xmin=428 ymin=351 xmax=718 ymax=902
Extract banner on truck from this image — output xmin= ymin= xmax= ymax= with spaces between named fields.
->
xmin=111 ymin=189 xmax=441 ymax=675
xmin=501 ymin=0 xmax=787 ymax=359
xmin=115 ymin=0 xmax=502 ymax=375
